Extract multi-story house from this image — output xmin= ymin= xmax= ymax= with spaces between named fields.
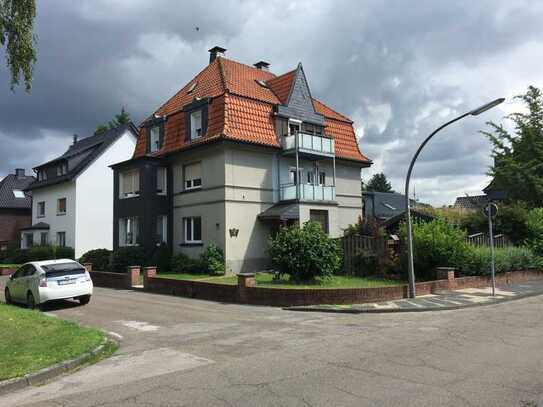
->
xmin=22 ymin=125 xmax=138 ymax=257
xmin=112 ymin=47 xmax=372 ymax=273
xmin=0 ymin=169 xmax=35 ymax=251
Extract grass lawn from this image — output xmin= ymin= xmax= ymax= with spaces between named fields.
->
xmin=0 ymin=264 xmax=20 ymax=268
xmin=157 ymin=272 xmax=402 ymax=289
xmin=0 ymin=304 xmax=109 ymax=380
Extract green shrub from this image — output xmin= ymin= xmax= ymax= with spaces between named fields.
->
xmin=170 ymin=253 xmax=205 ymax=274
xmin=200 ymin=243 xmax=225 ymax=275
xmin=352 ymin=251 xmax=379 ymax=276
xmin=149 ymin=244 xmax=171 ymax=273
xmin=463 ymin=246 xmax=541 ymax=275
xmin=26 ymin=246 xmax=55 ymax=261
xmin=79 ymin=249 xmax=111 ymax=271
xmin=110 ymin=247 xmax=146 ymax=273
xmin=526 ymin=208 xmax=543 ymax=256
xmin=268 ymin=221 xmax=342 ymax=282
xmin=54 ymin=246 xmax=75 ymax=260
xmin=400 ymin=219 xmax=471 ymax=280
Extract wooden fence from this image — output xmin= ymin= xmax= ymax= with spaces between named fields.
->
xmin=466 ymin=233 xmax=511 ymax=248
xmin=341 ymin=235 xmax=387 ymax=274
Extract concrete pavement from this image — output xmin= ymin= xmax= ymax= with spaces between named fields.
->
xmin=1 ymin=276 xmax=543 ymax=406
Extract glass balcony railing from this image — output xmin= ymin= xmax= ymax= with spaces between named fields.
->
xmin=282 ymin=133 xmax=335 ymax=156
xmin=280 ymin=184 xmax=336 ymax=201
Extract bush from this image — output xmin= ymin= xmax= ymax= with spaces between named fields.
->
xmin=400 ymin=219 xmax=472 ymax=280
xmin=200 ymin=243 xmax=225 ymax=275
xmin=170 ymin=253 xmax=205 ymax=274
xmin=352 ymin=250 xmax=379 ymax=276
xmin=268 ymin=221 xmax=342 ymax=282
xmin=79 ymin=249 xmax=111 ymax=271
xmin=148 ymin=244 xmax=171 ymax=273
xmin=55 ymin=246 xmax=75 ymax=260
xmin=526 ymin=208 xmax=543 ymax=256
xmin=463 ymin=246 xmax=542 ymax=276
xmin=26 ymin=246 xmax=55 ymax=261
xmin=110 ymin=247 xmax=146 ymax=273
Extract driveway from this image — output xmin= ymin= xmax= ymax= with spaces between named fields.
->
xmin=1 ymin=276 xmax=543 ymax=406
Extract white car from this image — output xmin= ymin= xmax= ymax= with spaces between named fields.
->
xmin=4 ymin=259 xmax=93 ymax=308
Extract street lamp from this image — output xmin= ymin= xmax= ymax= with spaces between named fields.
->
xmin=404 ymin=98 xmax=505 ymax=298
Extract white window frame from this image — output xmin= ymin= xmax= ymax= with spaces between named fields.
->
xmin=156 ymin=167 xmax=167 ymax=195
xmin=184 ymin=162 xmax=202 ymax=190
xmin=13 ymin=189 xmax=25 ymax=198
xmin=57 ymin=162 xmax=67 ymax=176
xmin=183 ymin=217 xmax=202 ymax=244
xmin=57 ymin=231 xmax=66 ymax=247
xmin=37 ymin=201 xmax=45 ymax=218
xmin=119 ymin=217 xmax=139 ymax=247
xmin=190 ymin=110 xmax=202 ymax=140
xmin=57 ymin=198 xmax=67 ymax=215
xmin=319 ymin=171 xmax=326 ymax=186
xmin=40 ymin=232 xmax=48 ymax=246
xmin=288 ymin=167 xmax=303 ymax=185
xmin=38 ymin=170 xmax=47 ymax=181
xmin=119 ymin=169 xmax=140 ymax=199
xmin=156 ymin=215 xmax=167 ymax=245
xmin=307 ymin=171 xmax=315 ymax=185
xmin=149 ymin=126 xmax=161 ymax=153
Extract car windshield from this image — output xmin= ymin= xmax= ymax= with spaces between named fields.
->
xmin=42 ymin=263 xmax=86 ymax=278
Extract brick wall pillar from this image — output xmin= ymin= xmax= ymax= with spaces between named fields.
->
xmin=436 ymin=267 xmax=456 ymax=290
xmin=83 ymin=263 xmax=93 ymax=273
xmin=127 ymin=266 xmax=141 ymax=288
xmin=237 ymin=273 xmax=256 ymax=303
xmin=143 ymin=266 xmax=157 ymax=288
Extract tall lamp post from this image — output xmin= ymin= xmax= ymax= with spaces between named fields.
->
xmin=405 ymin=98 xmax=505 ymax=298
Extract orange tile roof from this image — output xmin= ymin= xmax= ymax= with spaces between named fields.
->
xmin=134 ymin=57 xmax=370 ymax=163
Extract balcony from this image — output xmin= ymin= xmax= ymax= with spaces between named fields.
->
xmin=280 ymin=184 xmax=336 ymax=202
xmin=282 ymin=133 xmax=335 ymax=157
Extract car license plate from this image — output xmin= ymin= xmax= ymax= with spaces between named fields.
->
xmin=58 ymin=279 xmax=75 ymax=285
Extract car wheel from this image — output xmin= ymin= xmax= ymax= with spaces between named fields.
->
xmin=4 ymin=288 xmax=12 ymax=304
xmin=26 ymin=291 xmax=36 ymax=309
xmin=78 ymin=295 xmax=91 ymax=305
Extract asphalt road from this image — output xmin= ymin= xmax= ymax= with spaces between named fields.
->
xmin=1 ymin=277 xmax=542 ymax=407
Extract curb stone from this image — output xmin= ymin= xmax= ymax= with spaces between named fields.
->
xmin=283 ymin=288 xmax=543 ymax=314
xmin=0 ymin=332 xmax=119 ymax=396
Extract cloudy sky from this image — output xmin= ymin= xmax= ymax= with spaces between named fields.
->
xmin=0 ymin=0 xmax=542 ymax=206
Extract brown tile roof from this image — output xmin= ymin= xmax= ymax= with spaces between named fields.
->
xmin=134 ymin=57 xmax=370 ymax=163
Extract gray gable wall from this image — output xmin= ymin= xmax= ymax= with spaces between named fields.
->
xmin=275 ymin=64 xmax=325 ymax=125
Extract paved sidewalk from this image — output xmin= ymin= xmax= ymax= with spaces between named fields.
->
xmin=286 ymin=280 xmax=543 ymax=313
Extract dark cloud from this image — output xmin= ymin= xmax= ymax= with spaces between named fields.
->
xmin=0 ymin=0 xmax=541 ymax=205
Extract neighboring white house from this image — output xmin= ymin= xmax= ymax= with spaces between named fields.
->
xmin=21 ymin=124 xmax=138 ymax=258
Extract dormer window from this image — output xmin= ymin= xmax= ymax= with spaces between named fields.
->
xmin=187 ymin=81 xmax=197 ymax=94
xmin=37 ymin=170 xmax=47 ymax=182
xmin=190 ymin=110 xmax=202 ymax=140
xmin=57 ymin=162 xmax=67 ymax=176
xmin=149 ymin=126 xmax=161 ymax=153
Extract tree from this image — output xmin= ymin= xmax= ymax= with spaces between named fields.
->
xmin=366 ymin=172 xmax=393 ymax=193
xmin=95 ymin=107 xmax=131 ymax=135
xmin=482 ymin=86 xmax=543 ymax=207
xmin=0 ymin=0 xmax=37 ymax=91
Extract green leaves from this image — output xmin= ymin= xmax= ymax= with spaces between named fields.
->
xmin=0 ymin=0 xmax=37 ymax=91
xmin=365 ymin=172 xmax=394 ymax=193
xmin=268 ymin=221 xmax=342 ymax=283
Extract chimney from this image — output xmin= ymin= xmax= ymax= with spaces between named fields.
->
xmin=15 ymin=168 xmax=25 ymax=177
xmin=208 ymin=46 xmax=226 ymax=64
xmin=253 ymin=61 xmax=270 ymax=71
xmin=73 ymin=134 xmax=78 ymax=145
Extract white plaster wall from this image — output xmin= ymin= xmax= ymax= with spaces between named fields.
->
xmin=75 ymin=130 xmax=137 ymax=258
xmin=29 ymin=182 xmax=77 ymax=248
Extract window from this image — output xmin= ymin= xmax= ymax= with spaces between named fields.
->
xmin=319 ymin=171 xmax=326 ymax=186
xmin=310 ymin=210 xmax=329 ymax=234
xmin=149 ymin=126 xmax=161 ymax=153
xmin=156 ymin=215 xmax=167 ymax=244
xmin=37 ymin=170 xmax=47 ymax=181
xmin=57 ymin=162 xmax=67 ymax=176
xmin=40 ymin=232 xmax=48 ymax=246
xmin=13 ymin=189 xmax=25 ymax=199
xmin=22 ymin=264 xmax=36 ymax=277
xmin=119 ymin=217 xmax=139 ymax=246
xmin=184 ymin=217 xmax=202 ymax=243
xmin=120 ymin=169 xmax=140 ymax=198
xmin=24 ymin=233 xmax=34 ymax=248
xmin=187 ymin=81 xmax=197 ymax=93
xmin=57 ymin=232 xmax=66 ymax=247
xmin=289 ymin=122 xmax=300 ymax=136
xmin=302 ymin=123 xmax=324 ymax=136
xmin=307 ymin=171 xmax=315 ymax=185
xmin=190 ymin=110 xmax=202 ymax=140
xmin=57 ymin=198 xmax=67 ymax=215
xmin=156 ymin=167 xmax=167 ymax=195
xmin=184 ymin=162 xmax=202 ymax=190
xmin=37 ymin=201 xmax=45 ymax=217
xmin=289 ymin=167 xmax=302 ymax=185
